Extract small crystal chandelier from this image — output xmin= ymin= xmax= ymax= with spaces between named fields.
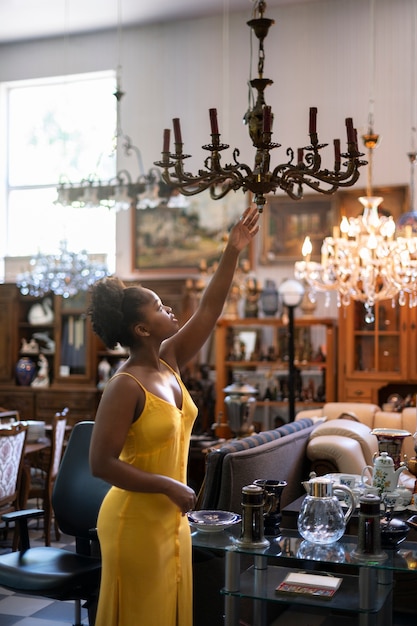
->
xmin=155 ymin=0 xmax=365 ymax=213
xmin=55 ymin=0 xmax=171 ymax=212
xmin=55 ymin=85 xmax=171 ymax=211
xmin=17 ymin=241 xmax=110 ymax=298
xmin=294 ymin=0 xmax=417 ymax=323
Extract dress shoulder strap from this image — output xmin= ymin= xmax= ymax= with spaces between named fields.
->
xmin=159 ymin=359 xmax=180 ymax=381
xmin=111 ymin=371 xmax=146 ymax=392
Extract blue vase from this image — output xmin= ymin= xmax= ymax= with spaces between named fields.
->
xmin=16 ymin=357 xmax=36 ymax=386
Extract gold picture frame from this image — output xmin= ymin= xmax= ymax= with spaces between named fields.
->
xmin=131 ymin=190 xmax=253 ymax=275
xmin=260 ymin=194 xmax=335 ymax=264
xmin=334 ymin=184 xmax=409 ymax=223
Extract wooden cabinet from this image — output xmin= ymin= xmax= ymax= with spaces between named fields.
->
xmin=214 ymin=317 xmax=337 ymax=426
xmin=15 ymin=289 xmax=96 ymax=386
xmin=0 ymin=386 xmax=99 ymax=425
xmin=0 ymin=285 xmax=17 ymax=383
xmin=338 ymin=300 xmax=417 ymax=403
xmin=0 ymin=284 xmax=100 ymax=422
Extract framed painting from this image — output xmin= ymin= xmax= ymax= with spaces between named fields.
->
xmin=260 ymin=194 xmax=335 ymax=264
xmin=260 ymin=185 xmax=409 ymax=265
xmin=131 ymin=189 xmax=253 ymax=275
xmin=334 ymin=184 xmax=409 ymax=223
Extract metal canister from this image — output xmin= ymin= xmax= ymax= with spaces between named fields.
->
xmin=352 ymin=493 xmax=386 ymax=562
xmin=236 ymin=484 xmax=270 ymax=548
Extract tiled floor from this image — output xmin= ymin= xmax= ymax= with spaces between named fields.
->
xmin=0 ymin=515 xmax=89 ymax=626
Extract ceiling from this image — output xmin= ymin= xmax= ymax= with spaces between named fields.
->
xmin=0 ymin=0 xmax=315 ymax=44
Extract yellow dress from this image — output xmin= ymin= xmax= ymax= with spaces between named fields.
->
xmin=94 ymin=362 xmax=197 ymax=626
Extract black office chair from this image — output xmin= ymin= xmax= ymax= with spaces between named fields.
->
xmin=0 ymin=421 xmax=110 ymax=626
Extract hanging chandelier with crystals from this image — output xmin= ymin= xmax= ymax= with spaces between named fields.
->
xmin=294 ymin=0 xmax=417 ymax=323
xmin=55 ymin=0 xmax=172 ymax=212
xmin=17 ymin=241 xmax=110 ymax=298
xmin=154 ymin=0 xmax=365 ymax=213
xmin=55 ymin=88 xmax=172 ymax=211
xmin=294 ymin=136 xmax=417 ymax=323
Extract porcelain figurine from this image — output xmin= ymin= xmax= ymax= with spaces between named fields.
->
xmin=28 ymin=297 xmax=54 ymax=325
xmin=20 ymin=338 xmax=39 ymax=354
xmin=31 ymin=353 xmax=50 ymax=387
xmin=32 ymin=331 xmax=56 ymax=354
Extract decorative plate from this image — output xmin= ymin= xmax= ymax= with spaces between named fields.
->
xmin=187 ymin=510 xmax=241 ymax=532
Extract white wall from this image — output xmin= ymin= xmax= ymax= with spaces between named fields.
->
xmin=1 ymin=0 xmax=415 ymax=317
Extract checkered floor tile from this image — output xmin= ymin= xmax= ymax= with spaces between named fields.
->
xmin=0 ymin=513 xmax=89 ymax=626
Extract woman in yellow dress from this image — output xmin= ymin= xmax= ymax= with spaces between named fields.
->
xmin=89 ymin=206 xmax=259 ymax=626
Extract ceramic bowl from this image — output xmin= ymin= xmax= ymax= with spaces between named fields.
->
xmin=187 ymin=510 xmax=241 ymax=533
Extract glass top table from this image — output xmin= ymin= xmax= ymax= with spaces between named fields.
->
xmin=191 ymin=525 xmax=417 ymax=626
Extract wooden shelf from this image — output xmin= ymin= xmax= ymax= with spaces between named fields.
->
xmin=214 ymin=316 xmax=337 ymax=423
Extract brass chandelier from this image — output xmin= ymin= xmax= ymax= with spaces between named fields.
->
xmin=155 ymin=0 xmax=365 ymax=213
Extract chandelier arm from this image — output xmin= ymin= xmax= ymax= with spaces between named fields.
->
xmin=209 ymin=185 xmax=235 ymax=201
xmin=161 ymin=168 xmax=231 ymax=197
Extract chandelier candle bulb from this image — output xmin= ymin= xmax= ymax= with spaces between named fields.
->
xmin=309 ymin=107 xmax=317 ymax=134
xmin=263 ymin=106 xmax=272 ymax=133
xmin=346 ymin=118 xmax=355 ymax=144
xmin=173 ymin=118 xmax=183 ymax=144
xmin=340 ymin=217 xmax=349 ymax=238
xmin=302 ymin=236 xmax=312 ymax=263
xmin=163 ymin=129 xmax=170 ymax=153
xmin=209 ymin=108 xmax=219 ymax=135
xmin=334 ymin=139 xmax=341 ymax=167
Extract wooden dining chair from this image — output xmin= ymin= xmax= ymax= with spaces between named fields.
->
xmin=27 ymin=408 xmax=68 ymax=545
xmin=0 ymin=421 xmax=28 ymax=549
xmin=0 ymin=409 xmax=20 ymax=424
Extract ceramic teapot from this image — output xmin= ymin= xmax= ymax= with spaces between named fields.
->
xmin=361 ymin=451 xmax=406 ymax=494
xmin=298 ymin=477 xmax=355 ymax=545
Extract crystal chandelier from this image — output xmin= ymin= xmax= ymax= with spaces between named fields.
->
xmin=55 ymin=0 xmax=171 ymax=212
xmin=294 ymin=0 xmax=417 ymax=323
xmin=154 ymin=0 xmax=365 ymax=213
xmin=294 ymin=137 xmax=417 ymax=323
xmin=55 ymin=87 xmax=171 ymax=211
xmin=17 ymin=241 xmax=110 ymax=298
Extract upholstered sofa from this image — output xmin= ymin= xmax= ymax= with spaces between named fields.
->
xmin=197 ymin=417 xmax=317 ymax=513
xmin=295 ymin=403 xmax=417 ymax=489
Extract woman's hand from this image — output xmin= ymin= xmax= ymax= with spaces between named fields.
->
xmin=227 ymin=205 xmax=260 ymax=253
xmin=165 ymin=479 xmax=197 ymax=515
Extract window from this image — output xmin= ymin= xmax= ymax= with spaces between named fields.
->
xmin=1 ymin=71 xmax=117 ymax=278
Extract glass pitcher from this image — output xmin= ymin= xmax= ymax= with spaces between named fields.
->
xmin=298 ymin=477 xmax=355 ymax=545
